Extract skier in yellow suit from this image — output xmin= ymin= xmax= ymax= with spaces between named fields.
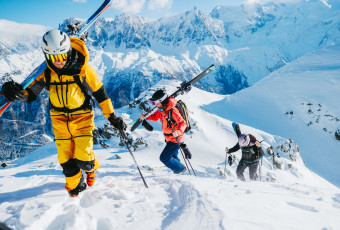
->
xmin=1 ymin=30 xmax=126 ymax=197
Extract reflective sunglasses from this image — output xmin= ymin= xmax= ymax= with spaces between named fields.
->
xmin=45 ymin=52 xmax=68 ymax=62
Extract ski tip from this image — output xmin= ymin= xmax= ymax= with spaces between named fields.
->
xmin=232 ymin=122 xmax=242 ymax=138
xmin=209 ymin=64 xmax=215 ymax=71
xmin=231 ymin=122 xmax=237 ymax=129
xmin=130 ymin=119 xmax=142 ymax=132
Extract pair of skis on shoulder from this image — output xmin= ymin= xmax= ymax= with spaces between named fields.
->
xmin=130 ymin=64 xmax=216 ymax=131
xmin=0 ymin=0 xmax=113 ymax=117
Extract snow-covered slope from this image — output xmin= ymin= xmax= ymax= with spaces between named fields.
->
xmin=0 ymin=20 xmax=48 ymax=83
xmin=203 ymin=45 xmax=340 ymax=186
xmin=1 ymin=2 xmax=340 ymax=227
xmin=1 ymin=81 xmax=340 ymax=229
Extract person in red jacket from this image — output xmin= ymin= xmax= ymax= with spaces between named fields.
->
xmin=140 ymin=90 xmax=188 ymax=174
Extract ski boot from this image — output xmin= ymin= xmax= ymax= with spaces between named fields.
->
xmin=86 ymin=170 xmax=96 ymax=186
xmin=68 ymin=177 xmax=87 ymax=197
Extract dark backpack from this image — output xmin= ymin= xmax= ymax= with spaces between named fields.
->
xmin=168 ymin=100 xmax=191 ymax=133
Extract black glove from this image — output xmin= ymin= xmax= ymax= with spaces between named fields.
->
xmin=228 ymin=155 xmax=232 ymax=166
xmin=1 ymin=81 xmax=25 ymax=101
xmin=142 ymin=120 xmax=153 ymax=132
xmin=108 ymin=113 xmax=127 ymax=131
xmin=180 ymin=143 xmax=192 ymax=159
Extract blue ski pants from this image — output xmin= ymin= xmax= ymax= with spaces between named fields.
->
xmin=160 ymin=141 xmax=186 ymax=174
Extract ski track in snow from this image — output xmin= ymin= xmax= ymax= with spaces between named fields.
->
xmin=1 ymin=151 xmax=340 ymax=230
xmin=286 ymin=201 xmax=318 ymax=212
xmin=156 ymin=178 xmax=224 ymax=230
xmin=0 ymin=165 xmax=225 ymax=229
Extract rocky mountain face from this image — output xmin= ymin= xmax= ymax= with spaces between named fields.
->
xmin=59 ymin=0 xmax=339 ymax=108
xmin=1 ymin=0 xmax=340 ymax=159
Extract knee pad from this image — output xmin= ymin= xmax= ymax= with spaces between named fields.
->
xmin=75 ymin=158 xmax=95 ymax=171
xmin=61 ymin=159 xmax=80 ymax=177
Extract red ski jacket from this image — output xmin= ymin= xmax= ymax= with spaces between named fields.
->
xmin=146 ymin=97 xmax=186 ymax=143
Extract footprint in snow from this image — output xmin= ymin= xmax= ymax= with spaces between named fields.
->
xmin=79 ymin=190 xmax=99 ymax=208
xmin=332 ymin=193 xmax=340 ymax=209
xmin=286 ymin=201 xmax=318 ymax=212
xmin=97 ymin=218 xmax=113 ymax=230
xmin=332 ymin=193 xmax=340 ymax=203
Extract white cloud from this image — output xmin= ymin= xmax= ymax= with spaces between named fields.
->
xmin=147 ymin=0 xmax=173 ymax=11
xmin=73 ymin=0 xmax=87 ymax=3
xmin=111 ymin=0 xmax=173 ymax=14
xmin=112 ymin=0 xmax=146 ymax=14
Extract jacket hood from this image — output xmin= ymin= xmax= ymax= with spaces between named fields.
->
xmin=69 ymin=37 xmax=89 ymax=65
xmin=165 ymin=97 xmax=177 ymax=112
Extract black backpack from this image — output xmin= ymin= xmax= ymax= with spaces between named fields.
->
xmin=168 ymin=100 xmax=191 ymax=133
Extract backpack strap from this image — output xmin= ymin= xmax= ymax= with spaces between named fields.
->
xmin=167 ymin=108 xmax=177 ymax=127
xmin=44 ymin=68 xmax=52 ymax=89
xmin=73 ymin=75 xmax=93 ymax=108
xmin=44 ymin=70 xmax=92 ymax=113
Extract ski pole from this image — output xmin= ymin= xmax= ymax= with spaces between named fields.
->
xmin=176 ymin=138 xmax=192 ymax=175
xmin=118 ymin=128 xmax=149 ymax=188
xmin=186 ymin=153 xmax=196 ymax=176
xmin=176 ymin=137 xmax=197 ymax=176
xmin=260 ymin=156 xmax=263 ymax=181
xmin=258 ymin=140 xmax=265 ymax=181
xmin=173 ymin=131 xmax=197 ymax=176
xmin=224 ymin=152 xmax=233 ymax=177
xmin=224 ymin=152 xmax=227 ymax=177
xmin=167 ymin=118 xmax=195 ymax=176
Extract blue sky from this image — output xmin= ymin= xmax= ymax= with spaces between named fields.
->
xmin=0 ymin=0 xmax=253 ymax=28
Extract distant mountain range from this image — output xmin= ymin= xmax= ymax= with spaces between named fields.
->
xmin=0 ymin=0 xmax=339 ymax=159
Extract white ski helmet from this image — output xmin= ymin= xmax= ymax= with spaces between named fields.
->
xmin=41 ymin=30 xmax=71 ymax=62
xmin=238 ymin=134 xmax=250 ymax=147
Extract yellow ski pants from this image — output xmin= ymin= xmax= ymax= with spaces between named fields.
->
xmin=51 ymin=110 xmax=100 ymax=191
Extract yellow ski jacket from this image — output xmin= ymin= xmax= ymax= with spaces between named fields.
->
xmin=23 ymin=37 xmax=114 ymax=118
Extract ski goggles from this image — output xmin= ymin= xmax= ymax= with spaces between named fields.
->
xmin=44 ymin=52 xmax=68 ymax=62
xmin=150 ymin=94 xmax=168 ymax=105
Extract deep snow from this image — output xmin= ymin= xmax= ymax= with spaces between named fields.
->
xmin=0 ymin=1 xmax=340 ymax=229
xmin=1 ymin=67 xmax=340 ymax=228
